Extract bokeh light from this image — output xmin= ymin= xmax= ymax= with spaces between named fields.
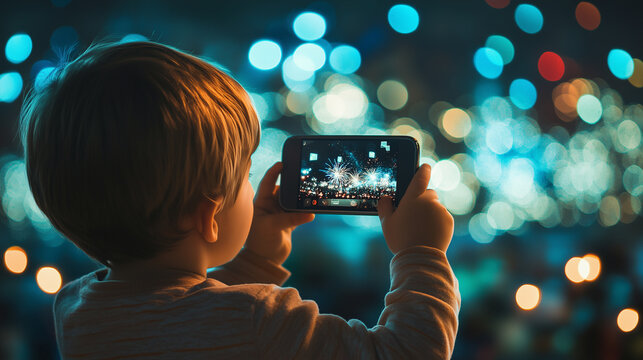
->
xmin=428 ymin=159 xmax=461 ymax=191
xmin=36 ymin=266 xmax=62 ymax=294
xmin=377 ymin=80 xmax=408 ymax=110
xmin=607 ymin=49 xmax=634 ymax=80
xmin=5 ymin=33 xmax=32 ymax=64
xmin=485 ymin=35 xmax=514 ymax=65
xmin=441 ymin=108 xmax=472 ymax=139
xmin=623 ymin=165 xmax=643 ymax=196
xmin=388 ymin=4 xmax=420 ymax=34
xmin=485 ymin=0 xmax=511 ymax=9
xmin=509 ymin=78 xmax=537 ymax=109
xmin=0 ymin=72 xmax=23 ymax=103
xmin=515 ymin=4 xmax=543 ymax=34
xmin=120 ymin=33 xmax=148 ymax=43
xmin=516 ymin=284 xmax=541 ymax=310
xmin=474 ymin=47 xmax=504 ymax=79
xmin=293 ymin=43 xmax=326 ymax=71
xmin=628 ymin=58 xmax=643 ymax=87
xmin=617 ymin=309 xmax=639 ymax=332
xmin=485 ymin=122 xmax=513 ymax=154
xmin=34 ymin=66 xmax=56 ymax=91
xmin=565 ymin=257 xmax=586 ymax=283
xmin=248 ymin=40 xmax=282 ymax=70
xmin=582 ymin=254 xmax=601 ymax=281
xmin=293 ymin=12 xmax=326 ymax=41
xmin=4 ymin=246 xmax=28 ymax=274
xmin=50 ymin=25 xmax=78 ymax=52
xmin=329 ymin=45 xmax=361 ymax=74
xmin=576 ymin=94 xmax=602 ymax=124
xmin=575 ymin=2 xmax=601 ymax=31
xmin=538 ymin=52 xmax=565 ymax=81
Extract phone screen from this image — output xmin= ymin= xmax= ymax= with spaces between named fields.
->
xmin=298 ymin=138 xmax=398 ymax=210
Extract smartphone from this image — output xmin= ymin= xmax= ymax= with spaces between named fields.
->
xmin=279 ymin=135 xmax=420 ymax=215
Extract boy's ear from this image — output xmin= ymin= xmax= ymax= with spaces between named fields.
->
xmin=196 ymin=196 xmax=224 ymax=243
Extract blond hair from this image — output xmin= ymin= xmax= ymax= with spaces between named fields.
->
xmin=19 ymin=41 xmax=260 ymax=266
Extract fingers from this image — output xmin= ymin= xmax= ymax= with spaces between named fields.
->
xmin=255 ymin=162 xmax=282 ymax=201
xmin=278 ymin=212 xmax=315 ymax=228
xmin=404 ymin=163 xmax=432 ymax=199
xmin=377 ymin=195 xmax=394 ymax=221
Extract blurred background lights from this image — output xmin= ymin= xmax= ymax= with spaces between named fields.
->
xmin=5 ymin=33 xmax=32 ymax=64
xmin=293 ymin=12 xmax=326 ymax=41
xmin=441 ymin=108 xmax=472 ymax=139
xmin=329 ymin=45 xmax=361 ymax=74
xmin=34 ymin=66 xmax=55 ymax=91
xmin=617 ymin=308 xmax=639 ymax=332
xmin=485 ymin=122 xmax=513 ymax=154
xmin=485 ymin=0 xmax=511 ymax=10
xmin=575 ymin=2 xmax=601 ymax=31
xmin=120 ymin=33 xmax=148 ymax=43
xmin=509 ymin=78 xmax=537 ymax=109
xmin=538 ymin=52 xmax=565 ymax=81
xmin=628 ymin=58 xmax=643 ymax=87
xmin=485 ymin=35 xmax=514 ymax=65
xmin=377 ymin=80 xmax=408 ymax=110
xmin=486 ymin=201 xmax=514 ymax=231
xmin=516 ymin=284 xmax=541 ymax=310
xmin=582 ymin=254 xmax=601 ymax=281
xmin=4 ymin=246 xmax=28 ymax=274
xmin=565 ymin=256 xmax=603 ymax=283
xmin=312 ymin=83 xmax=368 ymax=125
xmin=248 ymin=40 xmax=282 ymax=70
xmin=0 ymin=72 xmax=23 ymax=103
xmin=474 ymin=47 xmax=504 ymax=79
xmin=576 ymin=94 xmax=602 ymax=124
xmin=36 ymin=266 xmax=62 ymax=294
xmin=469 ymin=212 xmax=496 ymax=243
xmin=428 ymin=159 xmax=461 ymax=191
xmin=49 ymin=25 xmax=78 ymax=52
xmin=293 ymin=43 xmax=326 ymax=71
xmin=623 ymin=165 xmax=643 ymax=196
xmin=514 ymin=4 xmax=543 ymax=34
xmin=607 ymin=49 xmax=634 ymax=80
xmin=388 ymin=4 xmax=419 ymax=34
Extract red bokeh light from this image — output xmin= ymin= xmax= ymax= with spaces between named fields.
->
xmin=538 ymin=52 xmax=565 ymax=81
xmin=485 ymin=0 xmax=511 ymax=9
xmin=575 ymin=2 xmax=601 ymax=31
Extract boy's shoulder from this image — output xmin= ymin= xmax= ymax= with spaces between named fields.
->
xmin=54 ymin=268 xmax=281 ymax=310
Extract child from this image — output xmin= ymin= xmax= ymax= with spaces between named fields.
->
xmin=20 ymin=41 xmax=460 ymax=359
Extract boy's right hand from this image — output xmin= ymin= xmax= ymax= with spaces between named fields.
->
xmin=377 ymin=163 xmax=454 ymax=254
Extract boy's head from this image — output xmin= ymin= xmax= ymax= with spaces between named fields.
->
xmin=19 ymin=40 xmax=260 ymax=267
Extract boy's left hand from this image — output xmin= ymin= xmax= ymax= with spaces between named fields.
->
xmin=244 ymin=162 xmax=315 ymax=265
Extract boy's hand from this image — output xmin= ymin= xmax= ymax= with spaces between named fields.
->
xmin=244 ymin=162 xmax=315 ymax=265
xmin=377 ymin=164 xmax=454 ymax=254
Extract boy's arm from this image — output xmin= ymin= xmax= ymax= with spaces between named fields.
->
xmin=207 ymin=248 xmax=291 ymax=286
xmin=253 ymin=246 xmax=461 ymax=359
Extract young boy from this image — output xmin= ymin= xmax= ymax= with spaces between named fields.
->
xmin=20 ymin=41 xmax=460 ymax=359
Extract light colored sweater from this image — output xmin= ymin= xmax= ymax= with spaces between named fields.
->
xmin=53 ymin=246 xmax=461 ymax=359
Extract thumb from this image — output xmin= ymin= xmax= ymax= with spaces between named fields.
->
xmin=377 ymin=195 xmax=393 ymax=221
xmin=405 ymin=163 xmax=432 ymax=199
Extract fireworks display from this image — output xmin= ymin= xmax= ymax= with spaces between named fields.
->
xmin=298 ymin=139 xmax=397 ymax=209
